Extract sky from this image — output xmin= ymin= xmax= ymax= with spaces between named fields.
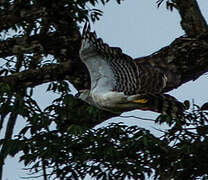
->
xmin=2 ymin=0 xmax=208 ymax=179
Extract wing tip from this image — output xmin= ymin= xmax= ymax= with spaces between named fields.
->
xmin=81 ymin=21 xmax=131 ymax=61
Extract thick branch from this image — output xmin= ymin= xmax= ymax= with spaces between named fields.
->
xmin=135 ymin=33 xmax=208 ymax=92
xmin=0 ymin=61 xmax=89 ymax=90
xmin=175 ymin=0 xmax=208 ymax=36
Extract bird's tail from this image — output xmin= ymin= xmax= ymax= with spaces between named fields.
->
xmin=130 ymin=93 xmax=186 ymax=116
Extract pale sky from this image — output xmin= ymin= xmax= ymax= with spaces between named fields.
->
xmin=2 ymin=0 xmax=208 ymax=179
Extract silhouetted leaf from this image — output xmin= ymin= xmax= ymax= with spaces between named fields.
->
xmin=201 ymin=102 xmax=208 ymax=110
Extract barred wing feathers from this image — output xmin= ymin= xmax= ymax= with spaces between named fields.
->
xmin=80 ymin=23 xmax=167 ymax=95
xmin=79 ymin=23 xmax=185 ymax=114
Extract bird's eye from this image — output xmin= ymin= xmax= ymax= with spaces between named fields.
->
xmin=74 ymin=92 xmax=80 ymax=98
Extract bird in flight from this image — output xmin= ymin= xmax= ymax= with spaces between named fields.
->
xmin=76 ymin=23 xmax=186 ymax=116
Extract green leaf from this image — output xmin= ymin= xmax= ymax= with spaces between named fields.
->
xmin=19 ymin=126 xmax=31 ymax=135
xmin=156 ymin=0 xmax=164 ymax=8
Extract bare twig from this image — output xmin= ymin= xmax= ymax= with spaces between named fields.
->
xmin=119 ymin=115 xmax=155 ymax=122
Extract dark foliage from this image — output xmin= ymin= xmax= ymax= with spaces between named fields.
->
xmin=156 ymin=0 xmax=176 ymax=11
xmin=1 ymin=101 xmax=208 ymax=179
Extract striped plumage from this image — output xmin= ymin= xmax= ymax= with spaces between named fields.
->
xmin=78 ymin=23 xmax=185 ymax=115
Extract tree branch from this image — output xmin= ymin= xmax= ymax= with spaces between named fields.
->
xmin=0 ymin=61 xmax=89 ymax=90
xmin=135 ymin=33 xmax=208 ymax=92
xmin=175 ymin=0 xmax=208 ymax=36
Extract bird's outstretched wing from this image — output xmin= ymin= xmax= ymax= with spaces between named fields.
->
xmin=81 ymin=22 xmax=132 ymax=60
xmin=80 ymin=23 xmax=168 ymax=95
xmin=79 ymin=22 xmax=185 ymax=115
xmin=80 ymin=23 xmax=118 ymax=93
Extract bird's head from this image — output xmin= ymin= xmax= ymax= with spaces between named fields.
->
xmin=75 ymin=89 xmax=96 ymax=106
xmin=75 ymin=89 xmax=90 ymax=101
